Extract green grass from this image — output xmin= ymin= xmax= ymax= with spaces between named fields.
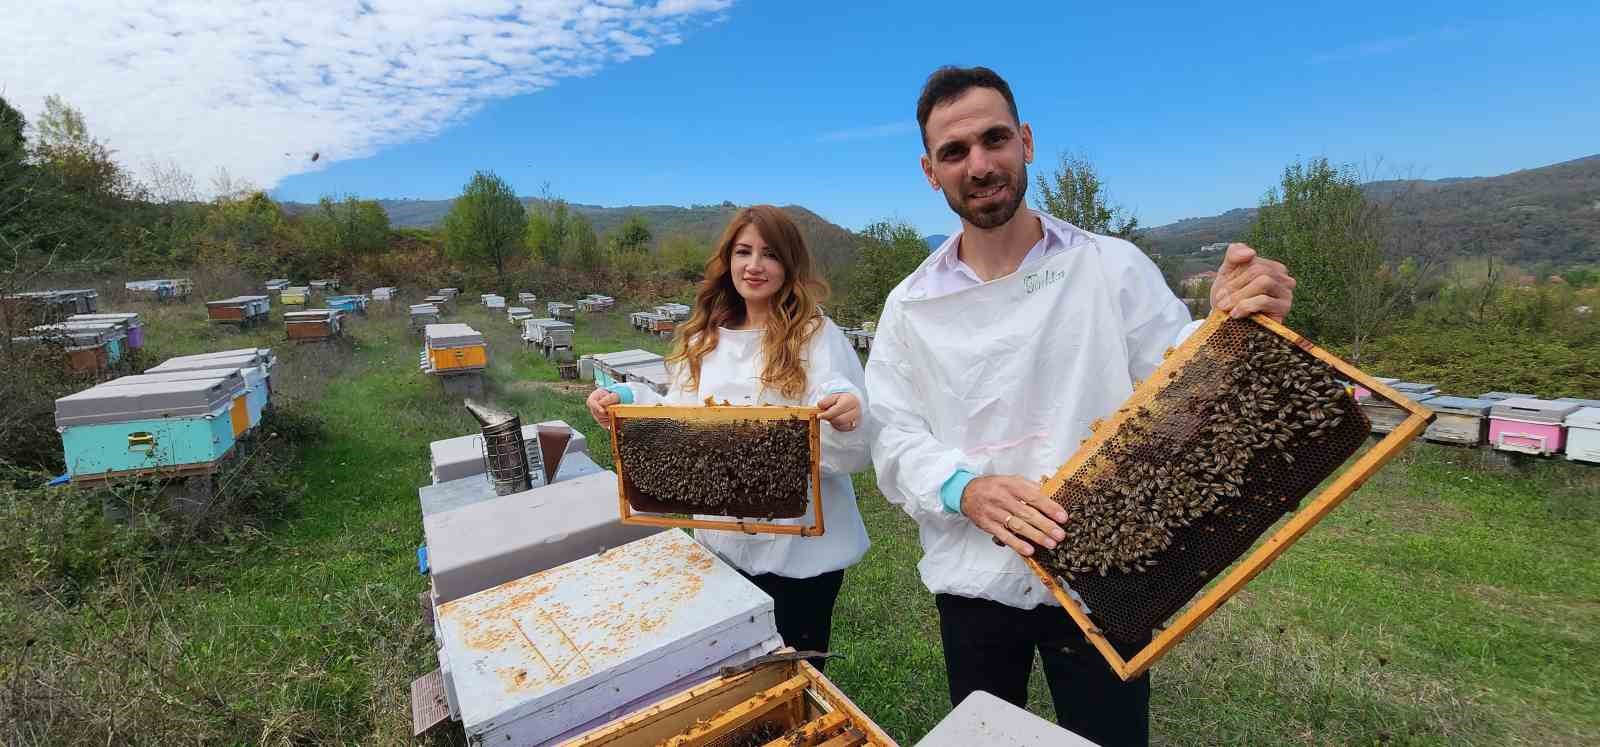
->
xmin=3 ymin=296 xmax=1597 ymax=745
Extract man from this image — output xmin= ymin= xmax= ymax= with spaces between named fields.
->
xmin=866 ymin=66 xmax=1296 ymax=746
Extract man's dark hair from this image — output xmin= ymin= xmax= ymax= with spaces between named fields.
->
xmin=915 ymin=66 xmax=1019 ymax=151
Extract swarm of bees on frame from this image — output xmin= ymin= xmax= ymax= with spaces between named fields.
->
xmin=1036 ymin=321 xmax=1353 ymax=583
xmin=619 ymin=416 xmax=811 ymax=518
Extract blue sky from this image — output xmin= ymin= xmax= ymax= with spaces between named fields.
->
xmin=15 ymin=1 xmax=1592 ymax=238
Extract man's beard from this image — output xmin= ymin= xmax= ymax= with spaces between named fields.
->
xmin=944 ymin=164 xmax=1028 ymax=230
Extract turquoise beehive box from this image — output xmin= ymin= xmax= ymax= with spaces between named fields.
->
xmin=55 ymin=377 xmax=245 ymax=480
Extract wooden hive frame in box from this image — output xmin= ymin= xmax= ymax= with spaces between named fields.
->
xmin=560 ymin=654 xmax=896 ymax=747
xmin=1024 ymin=311 xmax=1433 ymax=681
xmin=610 ymin=404 xmax=825 ymax=536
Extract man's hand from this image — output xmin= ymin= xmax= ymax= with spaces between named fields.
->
xmin=1211 ymin=243 xmax=1296 ymax=321
xmin=960 ymin=476 xmax=1067 ymax=557
xmin=818 ymin=392 xmax=862 ymax=432
xmin=586 ymin=388 xmax=621 ymax=429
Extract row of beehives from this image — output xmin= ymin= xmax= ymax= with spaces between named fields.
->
xmin=841 ymin=321 xmax=876 ymax=352
xmin=51 ymin=347 xmax=275 ymax=485
xmin=125 ymin=278 xmax=193 ymax=301
xmin=420 ymin=323 xmax=487 ymax=376
xmin=2 ymin=288 xmax=100 ymax=324
xmin=409 ymin=287 xmax=461 ymax=328
xmin=629 ymin=302 xmax=689 ymax=338
xmin=10 ymin=311 xmax=145 ymax=378
xmin=582 ymin=348 xmax=670 ymax=395
xmin=263 ymin=278 xmax=341 ymax=294
xmin=1355 ymin=379 xmax=1600 ymax=463
xmin=409 ymin=405 xmax=914 ymax=747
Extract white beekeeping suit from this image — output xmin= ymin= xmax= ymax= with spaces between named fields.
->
xmin=605 ymin=317 xmax=870 ymax=579
xmin=867 ymin=211 xmax=1200 ymax=609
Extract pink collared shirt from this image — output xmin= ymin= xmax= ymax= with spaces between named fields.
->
xmin=912 ymin=212 xmax=1078 ymax=299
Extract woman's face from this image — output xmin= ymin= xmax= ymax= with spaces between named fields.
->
xmin=728 ymin=223 xmax=787 ymax=305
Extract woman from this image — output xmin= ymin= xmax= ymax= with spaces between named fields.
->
xmin=587 ymin=205 xmax=869 ymax=663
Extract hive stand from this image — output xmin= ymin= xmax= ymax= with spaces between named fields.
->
xmin=438 ymin=373 xmax=484 ymax=398
xmin=609 ymin=404 xmax=826 ymax=537
xmin=1023 ymin=311 xmax=1434 ymax=681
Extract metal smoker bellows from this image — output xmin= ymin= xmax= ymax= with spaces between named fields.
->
xmin=465 ymin=400 xmax=534 ymax=495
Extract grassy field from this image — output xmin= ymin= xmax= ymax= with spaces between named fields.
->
xmin=3 ymin=294 xmax=1597 ymax=745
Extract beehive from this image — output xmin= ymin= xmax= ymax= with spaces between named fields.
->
xmin=1565 ymin=407 xmax=1600 ymax=464
xmin=56 ymin=377 xmax=246 ymax=481
xmin=264 ymin=279 xmax=290 ymax=292
xmin=284 ymin=309 xmax=339 ymax=341
xmin=591 ymin=349 xmax=662 ymax=387
xmin=1489 ymin=398 xmax=1580 ymax=456
xmin=561 ymin=653 xmax=896 ymax=747
xmin=280 ymin=286 xmax=310 ymax=306
xmin=609 ymin=404 xmax=824 ymax=536
xmin=432 ymin=529 xmax=780 ymax=745
xmin=205 ymin=295 xmax=271 ymax=324
xmin=100 ymin=369 xmax=259 ymax=431
xmin=423 ymin=323 xmax=487 ymax=374
xmin=1023 ymin=312 xmax=1431 ymax=681
xmin=11 ymin=332 xmax=109 ymax=375
xmin=33 ymin=323 xmax=127 ymax=365
xmin=623 ymin=361 xmax=673 ymax=396
xmin=145 ymin=352 xmax=273 ymax=430
xmin=67 ymin=313 xmax=144 ymax=349
xmin=1421 ymin=396 xmax=1493 ymax=446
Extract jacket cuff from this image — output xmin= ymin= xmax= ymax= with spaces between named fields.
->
xmin=604 ymin=383 xmax=635 ymax=404
xmin=940 ymin=469 xmax=977 ymax=514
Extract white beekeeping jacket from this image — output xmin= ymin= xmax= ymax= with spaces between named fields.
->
xmin=608 ymin=317 xmax=871 ymax=579
xmin=867 ymin=213 xmax=1199 ymax=609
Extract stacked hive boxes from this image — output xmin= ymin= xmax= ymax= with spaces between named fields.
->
xmin=146 ymin=348 xmax=275 ymax=429
xmin=409 ymin=303 xmax=441 ymax=329
xmin=280 ymin=286 xmax=310 ymax=306
xmin=55 ymin=375 xmax=249 ymax=483
xmin=67 ymin=313 xmax=144 ymax=349
xmin=11 ymin=329 xmax=110 ymax=376
xmin=205 ymin=295 xmax=271 ymax=325
xmin=421 ymin=324 xmax=487 ymax=376
xmin=1488 ymin=399 xmax=1581 ymax=456
xmin=264 ymin=279 xmax=290 ymax=292
xmin=284 ymin=309 xmax=340 ymax=341
xmin=590 ymin=349 xmax=664 ymax=388
xmin=31 ymin=322 xmax=128 ymax=365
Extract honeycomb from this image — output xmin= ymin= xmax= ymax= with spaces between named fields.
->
xmin=1034 ymin=318 xmax=1373 ymax=643
xmin=617 ymin=416 xmax=812 ymax=519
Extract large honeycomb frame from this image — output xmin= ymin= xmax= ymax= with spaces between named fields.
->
xmin=1025 ymin=311 xmax=1434 ymax=681
xmin=609 ymin=404 xmax=826 ymax=537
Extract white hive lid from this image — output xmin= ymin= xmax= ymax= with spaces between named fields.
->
xmin=1491 ymin=398 xmax=1582 ymax=423
xmin=433 ymin=528 xmax=776 ymax=742
xmin=917 ymin=690 xmax=1100 ymax=746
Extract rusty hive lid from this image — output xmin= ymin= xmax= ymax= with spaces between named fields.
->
xmin=432 ymin=527 xmax=776 ymax=744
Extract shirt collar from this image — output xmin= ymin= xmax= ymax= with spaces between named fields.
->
xmin=938 ymin=210 xmax=1075 ymax=271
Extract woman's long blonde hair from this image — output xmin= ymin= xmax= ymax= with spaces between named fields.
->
xmin=669 ymin=205 xmax=829 ymax=400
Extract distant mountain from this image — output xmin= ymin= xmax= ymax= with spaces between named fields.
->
xmin=1141 ymin=154 xmax=1600 ymax=267
xmin=283 ymin=198 xmax=862 ymax=277
xmin=924 ymin=234 xmax=949 ymax=250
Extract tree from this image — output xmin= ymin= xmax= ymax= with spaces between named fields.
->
xmin=443 ymin=170 xmax=525 ymax=286
xmin=31 ymin=95 xmax=132 ymax=202
xmin=613 ymin=213 xmax=652 ymax=254
xmin=1033 ymin=152 xmax=1141 ymax=241
xmin=842 ymin=220 xmax=927 ymax=324
xmin=527 ymin=198 xmax=570 ymax=267
xmin=1034 ymin=152 xmax=1181 ymax=289
xmin=0 ymin=96 xmax=24 ymax=165
xmin=659 ymin=233 xmax=709 ymax=280
xmin=303 ymin=195 xmax=390 ymax=263
xmin=1246 ymin=158 xmax=1445 ymax=361
xmin=568 ymin=213 xmax=603 ymax=270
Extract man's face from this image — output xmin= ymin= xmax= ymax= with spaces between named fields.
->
xmin=920 ymin=87 xmax=1034 ymax=230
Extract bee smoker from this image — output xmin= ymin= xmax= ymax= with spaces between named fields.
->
xmin=466 ymin=400 xmax=536 ymax=495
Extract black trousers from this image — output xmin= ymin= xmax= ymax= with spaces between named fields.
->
xmin=936 ymin=593 xmax=1151 ymax=747
xmin=740 ymin=569 xmax=846 ymax=672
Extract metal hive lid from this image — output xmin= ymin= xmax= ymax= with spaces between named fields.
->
xmin=101 ymin=369 xmax=247 ymax=394
xmin=1490 ymin=398 xmax=1582 ymax=423
xmin=593 ymin=349 xmax=661 ymax=367
xmin=1422 ymin=396 xmax=1493 ymax=415
xmin=55 ymin=378 xmax=238 ymax=427
xmin=1480 ymin=391 xmax=1535 ymax=402
xmin=425 ymin=323 xmax=485 ymax=348
xmin=1391 ymin=381 xmax=1438 ymax=394
xmin=67 ymin=313 xmax=139 ymax=325
xmin=284 ymin=310 xmax=334 ymax=320
xmin=146 ymin=353 xmax=267 ymax=375
xmin=1568 ymin=407 xmax=1600 ymax=428
xmin=1554 ymin=397 xmax=1600 ymax=408
xmin=432 ymin=527 xmax=775 ymax=735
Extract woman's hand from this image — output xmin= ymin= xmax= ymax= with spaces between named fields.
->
xmin=587 ymin=388 xmax=622 ymax=429
xmin=818 ymin=392 xmax=862 ymax=432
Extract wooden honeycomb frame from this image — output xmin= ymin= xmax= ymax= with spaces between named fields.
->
xmin=609 ymin=404 xmax=825 ymax=537
xmin=559 ymin=653 xmax=896 ymax=747
xmin=1024 ymin=311 xmax=1434 ymax=681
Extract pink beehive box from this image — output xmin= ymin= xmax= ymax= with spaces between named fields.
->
xmin=1488 ymin=398 xmax=1581 ymax=456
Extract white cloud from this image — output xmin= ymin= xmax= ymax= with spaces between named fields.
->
xmin=0 ymin=1 xmax=732 ymax=195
